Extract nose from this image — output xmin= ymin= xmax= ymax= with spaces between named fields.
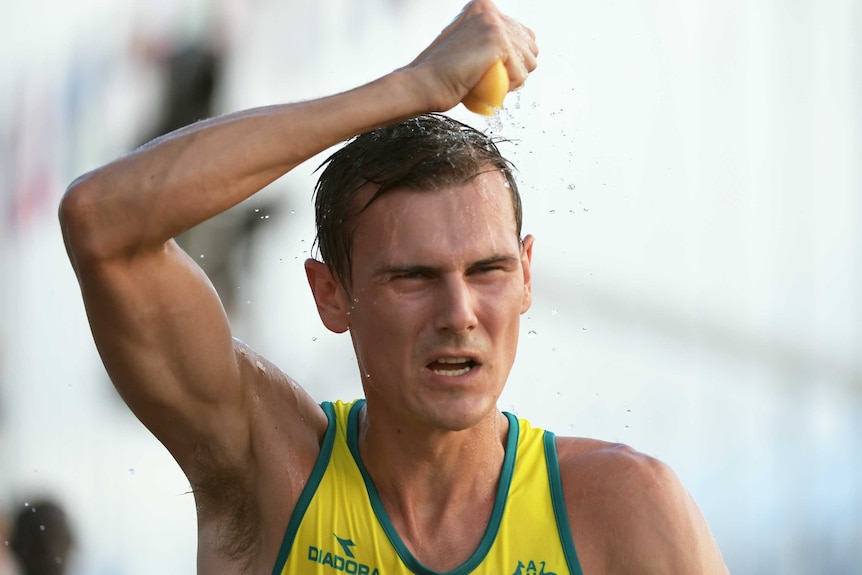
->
xmin=435 ymin=275 xmax=478 ymax=334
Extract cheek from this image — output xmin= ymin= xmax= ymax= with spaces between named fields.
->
xmin=350 ymin=299 xmax=416 ymax=359
xmin=483 ymin=287 xmax=526 ymax=342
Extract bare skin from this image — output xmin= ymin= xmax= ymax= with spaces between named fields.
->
xmin=59 ymin=0 xmax=728 ymax=573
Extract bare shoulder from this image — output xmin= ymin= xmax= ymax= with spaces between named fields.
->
xmin=192 ymin=339 xmax=330 ymax=572
xmin=555 ymin=437 xmax=729 ymax=575
xmin=185 ymin=338 xmax=328 ymax=478
xmin=191 ymin=337 xmax=329 ymax=491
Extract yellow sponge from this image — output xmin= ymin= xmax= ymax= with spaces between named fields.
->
xmin=462 ymin=60 xmax=509 ymax=115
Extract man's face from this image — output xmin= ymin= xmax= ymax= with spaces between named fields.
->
xmin=344 ymin=169 xmax=533 ymax=431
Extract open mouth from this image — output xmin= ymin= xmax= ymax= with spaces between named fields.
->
xmin=427 ymin=357 xmax=478 ymax=377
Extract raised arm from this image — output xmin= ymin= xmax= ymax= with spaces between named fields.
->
xmin=59 ymin=0 xmax=538 ymax=475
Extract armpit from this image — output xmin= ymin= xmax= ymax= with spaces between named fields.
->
xmin=191 ymin=441 xmax=261 ymax=568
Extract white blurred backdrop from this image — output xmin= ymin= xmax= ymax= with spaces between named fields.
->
xmin=1 ymin=0 xmax=860 ymax=573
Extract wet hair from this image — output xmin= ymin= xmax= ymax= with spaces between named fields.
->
xmin=313 ymin=113 xmax=522 ymax=292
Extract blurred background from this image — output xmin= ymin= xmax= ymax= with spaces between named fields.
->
xmin=1 ymin=0 xmax=860 ymax=573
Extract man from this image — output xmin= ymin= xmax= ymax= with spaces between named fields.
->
xmin=60 ymin=0 xmax=729 ymax=573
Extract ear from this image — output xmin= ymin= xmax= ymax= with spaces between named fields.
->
xmin=304 ymin=259 xmax=351 ymax=334
xmin=519 ymin=235 xmax=534 ymax=314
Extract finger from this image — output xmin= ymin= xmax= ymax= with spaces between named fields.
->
xmin=504 ymin=53 xmax=528 ymax=90
xmin=444 ymin=0 xmax=474 ymax=32
xmin=502 ymin=20 xmax=538 ymax=89
xmin=506 ymin=16 xmax=539 ymax=60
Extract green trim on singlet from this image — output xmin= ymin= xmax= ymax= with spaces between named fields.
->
xmin=543 ymin=430 xmax=585 ymax=575
xmin=345 ymin=399 xmax=519 ymax=575
xmin=270 ymin=401 xmax=337 ymax=575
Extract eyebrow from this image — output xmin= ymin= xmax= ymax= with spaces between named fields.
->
xmin=375 ymin=254 xmax=520 ymax=278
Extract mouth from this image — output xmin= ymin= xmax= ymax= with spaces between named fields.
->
xmin=427 ymin=357 xmax=479 ymax=377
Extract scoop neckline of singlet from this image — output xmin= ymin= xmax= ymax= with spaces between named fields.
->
xmin=345 ymin=399 xmax=520 ymax=575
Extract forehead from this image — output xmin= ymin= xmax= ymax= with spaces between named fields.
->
xmin=351 ymin=170 xmax=520 ymax=269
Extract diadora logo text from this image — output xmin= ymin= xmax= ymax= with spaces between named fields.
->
xmin=334 ymin=534 xmax=357 ymax=558
xmin=512 ymin=559 xmax=557 ymax=575
xmin=306 ymin=533 xmax=379 ymax=575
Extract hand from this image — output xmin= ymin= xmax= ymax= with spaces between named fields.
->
xmin=401 ymin=0 xmax=539 ymax=113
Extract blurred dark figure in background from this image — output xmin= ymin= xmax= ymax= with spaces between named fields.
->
xmin=9 ymin=500 xmax=74 ymax=575
xmin=147 ymin=44 xmax=221 ymax=141
xmin=146 ymin=42 xmax=280 ymax=315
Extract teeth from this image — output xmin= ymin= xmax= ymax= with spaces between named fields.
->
xmin=433 ymin=366 xmax=472 ymax=377
xmin=437 ymin=357 xmax=470 ymax=364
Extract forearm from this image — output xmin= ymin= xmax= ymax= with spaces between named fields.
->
xmin=60 ymin=70 xmax=424 ymax=265
xmin=59 ymin=0 xmax=539 ymax=268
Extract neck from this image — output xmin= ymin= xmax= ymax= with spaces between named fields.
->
xmin=356 ymin=400 xmax=510 ymax=522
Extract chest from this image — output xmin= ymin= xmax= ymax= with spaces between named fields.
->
xmin=273 ymin=401 xmax=579 ymax=575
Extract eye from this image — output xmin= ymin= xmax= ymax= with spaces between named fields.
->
xmin=391 ymin=270 xmax=428 ymax=281
xmin=472 ymin=264 xmax=506 ymax=275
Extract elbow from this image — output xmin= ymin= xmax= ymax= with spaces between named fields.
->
xmin=59 ymin=171 xmax=110 ymax=268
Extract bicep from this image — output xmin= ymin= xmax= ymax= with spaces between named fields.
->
xmin=77 ymin=239 xmax=245 ymax=460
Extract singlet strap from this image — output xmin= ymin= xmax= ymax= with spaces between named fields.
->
xmin=270 ymin=401 xmax=337 ymax=575
xmin=543 ymin=431 xmax=585 ymax=575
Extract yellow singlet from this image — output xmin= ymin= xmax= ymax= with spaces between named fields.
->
xmin=271 ymin=400 xmax=584 ymax=575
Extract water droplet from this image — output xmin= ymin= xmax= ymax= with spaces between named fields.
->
xmin=199 ymin=254 xmax=205 ymax=259
xmin=254 ymin=208 xmax=260 ymax=213
xmin=581 ymin=327 xmax=587 ymax=332
xmin=128 ymin=468 xmax=135 ymax=475
xmin=527 ymin=330 xmax=537 ymax=338
xmin=567 ymin=183 xmax=576 ymax=190
xmin=246 ymin=300 xmax=251 ymax=305
xmin=39 ymin=525 xmax=46 ymax=531
xmin=290 ymin=209 xmax=296 ymax=214
xmin=549 ymin=209 xmax=556 ymax=215
xmin=555 ymin=391 xmax=561 ymax=397
xmin=551 ymin=308 xmax=558 ymax=316
xmin=311 ymin=337 xmax=317 ymax=342
xmin=626 ymin=409 xmax=631 ymax=414
xmin=624 ymin=425 xmax=630 ymax=430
